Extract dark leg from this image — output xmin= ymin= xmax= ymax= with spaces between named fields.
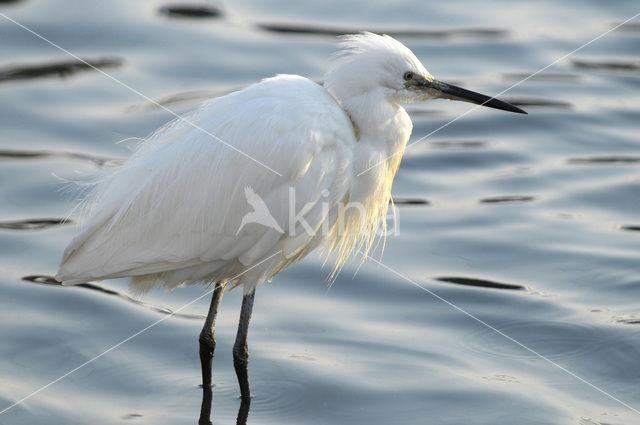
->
xmin=233 ymin=290 xmax=255 ymax=400
xmin=199 ymin=283 xmax=225 ymax=389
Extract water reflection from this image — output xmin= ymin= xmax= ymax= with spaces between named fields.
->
xmin=614 ymin=21 xmax=640 ymax=32
xmin=0 ymin=218 xmax=70 ymax=230
xmin=256 ymin=23 xmax=507 ymax=39
xmin=503 ymin=97 xmax=573 ymax=110
xmin=198 ymin=388 xmax=250 ymax=425
xmin=0 ymin=58 xmax=122 ymax=83
xmin=620 ymin=225 xmax=640 ymax=232
xmin=429 ymin=140 xmax=487 ymax=150
xmin=568 ymin=155 xmax=640 ymax=165
xmin=159 ymin=4 xmax=224 ymax=19
xmin=479 ymin=195 xmax=535 ymax=204
xmin=393 ymin=197 xmax=430 ymax=206
xmin=0 ymin=148 xmax=120 ymax=166
xmin=572 ymin=58 xmax=640 ymax=72
xmin=435 ymin=276 xmax=525 ymax=290
xmin=21 ymin=275 xmax=205 ymax=319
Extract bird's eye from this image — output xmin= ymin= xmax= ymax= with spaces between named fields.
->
xmin=403 ymin=72 xmax=414 ymax=81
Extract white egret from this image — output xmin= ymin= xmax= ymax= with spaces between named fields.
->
xmin=56 ymin=32 xmax=525 ymax=401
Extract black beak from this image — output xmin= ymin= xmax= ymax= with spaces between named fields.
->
xmin=420 ymin=79 xmax=527 ymax=114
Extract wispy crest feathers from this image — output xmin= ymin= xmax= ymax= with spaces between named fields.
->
xmin=331 ymin=32 xmax=411 ymax=62
xmin=324 ymin=32 xmax=428 ymax=102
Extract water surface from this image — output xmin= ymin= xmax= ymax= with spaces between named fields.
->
xmin=1 ymin=1 xmax=639 ymax=424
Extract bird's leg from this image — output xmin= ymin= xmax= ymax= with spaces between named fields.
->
xmin=199 ymin=283 xmax=225 ymax=389
xmin=233 ymin=290 xmax=255 ymax=401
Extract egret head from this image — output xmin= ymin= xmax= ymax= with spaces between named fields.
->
xmin=325 ymin=32 xmax=525 ymax=114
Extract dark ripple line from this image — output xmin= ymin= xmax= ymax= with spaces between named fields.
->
xmin=0 ymin=218 xmax=70 ymax=230
xmin=572 ymin=58 xmax=640 ymax=72
xmin=430 ymin=140 xmax=487 ymax=150
xmin=159 ymin=4 xmax=223 ymax=18
xmin=22 ymin=275 xmax=205 ymax=320
xmin=257 ymin=22 xmax=507 ymax=39
xmin=435 ymin=276 xmax=525 ymax=290
xmin=479 ymin=195 xmax=535 ymax=204
xmin=505 ymin=97 xmax=573 ymax=109
xmin=613 ymin=315 xmax=640 ymax=325
xmin=613 ymin=21 xmax=640 ymax=32
xmin=0 ymin=148 xmax=120 ymax=166
xmin=393 ymin=197 xmax=430 ymax=206
xmin=0 ymin=57 xmax=123 ymax=83
xmin=568 ymin=156 xmax=640 ymax=165
xmin=121 ymin=413 xmax=144 ymax=420
xmin=621 ymin=225 xmax=640 ymax=232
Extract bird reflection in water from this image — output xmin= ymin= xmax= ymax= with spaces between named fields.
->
xmin=198 ymin=387 xmax=250 ymax=425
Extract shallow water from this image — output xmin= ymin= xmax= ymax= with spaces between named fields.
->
xmin=1 ymin=1 xmax=640 ymax=424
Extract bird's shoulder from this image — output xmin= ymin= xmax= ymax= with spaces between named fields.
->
xmin=243 ymin=74 xmax=338 ymax=106
xmin=202 ymin=74 xmax=356 ymax=143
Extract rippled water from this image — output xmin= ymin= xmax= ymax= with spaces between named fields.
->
xmin=1 ymin=1 xmax=640 ymax=424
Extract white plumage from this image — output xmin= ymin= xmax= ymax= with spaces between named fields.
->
xmin=57 ymin=74 xmax=356 ymax=294
xmin=55 ymin=33 xmax=524 ymax=401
